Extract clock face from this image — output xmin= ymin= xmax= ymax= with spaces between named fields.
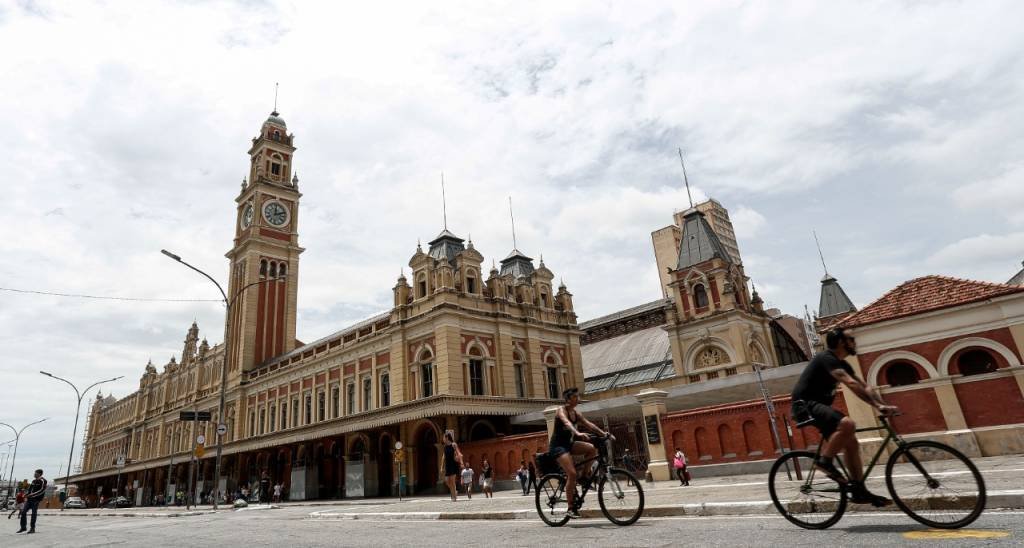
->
xmin=263 ymin=200 xmax=289 ymax=227
xmin=240 ymin=204 xmax=254 ymax=229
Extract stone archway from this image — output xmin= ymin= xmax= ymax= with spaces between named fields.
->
xmin=415 ymin=425 xmax=439 ymax=493
xmin=378 ymin=433 xmax=395 ymax=497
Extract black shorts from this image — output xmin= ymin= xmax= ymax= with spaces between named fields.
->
xmin=793 ymin=400 xmax=845 ymax=439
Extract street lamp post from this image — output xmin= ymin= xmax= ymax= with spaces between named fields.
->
xmin=161 ymin=249 xmax=284 ymax=511
xmin=40 ymin=372 xmax=123 ymax=510
xmin=0 ymin=418 xmax=49 ymax=507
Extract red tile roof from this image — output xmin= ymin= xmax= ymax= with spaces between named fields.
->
xmin=837 ymin=275 xmax=1024 ymax=329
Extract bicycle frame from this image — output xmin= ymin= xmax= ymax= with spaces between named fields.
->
xmin=798 ymin=415 xmax=935 ymax=488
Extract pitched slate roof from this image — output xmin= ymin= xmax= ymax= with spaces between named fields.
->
xmin=499 ymin=249 xmax=535 ymax=278
xmin=1009 ymin=260 xmax=1024 ymax=286
xmin=427 ymin=229 xmax=465 ymax=265
xmin=677 ymin=209 xmax=732 ymax=269
xmin=818 ymin=274 xmax=857 ymax=319
xmin=837 ymin=275 xmax=1024 ymax=328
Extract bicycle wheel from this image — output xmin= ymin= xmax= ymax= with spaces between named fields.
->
xmin=885 ymin=440 xmax=986 ymax=529
xmin=598 ymin=467 xmax=644 ymax=525
xmin=768 ymin=451 xmax=847 ymax=529
xmin=535 ymin=474 xmax=571 ymax=527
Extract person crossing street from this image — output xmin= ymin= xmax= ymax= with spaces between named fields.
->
xmin=16 ymin=469 xmax=47 ymax=534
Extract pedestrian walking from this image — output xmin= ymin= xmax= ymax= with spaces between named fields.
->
xmin=273 ymin=483 xmax=282 ymax=503
xmin=16 ymin=469 xmax=47 ymax=534
xmin=442 ymin=430 xmax=462 ymax=502
xmin=526 ymin=461 xmax=537 ymax=495
xmin=516 ymin=461 xmax=529 ymax=495
xmin=480 ymin=459 xmax=493 ymax=499
xmin=673 ymin=448 xmax=689 ymax=486
xmin=461 ymin=462 xmax=474 ymax=499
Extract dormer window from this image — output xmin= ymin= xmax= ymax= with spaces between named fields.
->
xmin=272 ymin=130 xmax=281 ymax=141
xmin=416 ymin=274 xmax=428 ymax=299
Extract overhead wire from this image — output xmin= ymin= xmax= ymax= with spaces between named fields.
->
xmin=0 ymin=286 xmax=222 ymax=303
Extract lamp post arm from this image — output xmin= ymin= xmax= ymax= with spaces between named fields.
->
xmin=181 ymin=260 xmax=229 ymax=303
xmin=229 ymin=276 xmax=286 ymax=307
xmin=42 ymin=373 xmax=82 ymax=402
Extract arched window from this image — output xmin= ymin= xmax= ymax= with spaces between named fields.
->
xmin=693 ymin=284 xmax=709 ymax=309
xmin=717 ymin=423 xmax=734 ymax=456
xmin=259 ymin=259 xmax=268 ymax=277
xmin=466 ymin=270 xmax=477 ymax=294
xmin=269 ymin=261 xmax=278 ymax=278
xmin=279 ymin=264 xmax=287 ymax=278
xmin=513 ymin=349 xmax=527 ymax=398
xmin=957 ymin=349 xmax=999 ymax=376
xmin=884 ymin=361 xmax=921 ymax=386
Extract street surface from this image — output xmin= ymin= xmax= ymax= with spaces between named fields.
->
xmin=6 ymin=506 xmax=1021 ymax=547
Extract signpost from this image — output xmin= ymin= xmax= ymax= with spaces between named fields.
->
xmin=114 ymin=454 xmax=125 ymax=503
xmin=753 ymin=363 xmax=791 ymax=479
xmin=180 ymin=407 xmax=210 ymax=509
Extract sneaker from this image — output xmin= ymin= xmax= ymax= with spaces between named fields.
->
xmin=849 ymin=487 xmax=891 ymax=507
xmin=567 ymin=509 xmax=581 ymax=519
xmin=814 ymin=459 xmax=847 ymax=484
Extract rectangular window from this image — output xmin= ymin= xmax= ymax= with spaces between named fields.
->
xmin=469 ymin=359 xmax=484 ymax=396
xmin=269 ymin=404 xmax=276 ymax=432
xmin=363 ymin=378 xmax=372 ymax=412
xmin=347 ymin=383 xmax=355 ymax=415
xmin=318 ymin=391 xmax=326 ymax=422
xmin=547 ymin=367 xmax=559 ymax=399
xmin=514 ymin=364 xmax=525 ymax=398
xmin=422 ymin=363 xmax=434 ymax=398
xmin=380 ymin=374 xmax=390 ymax=407
xmin=467 ymin=278 xmax=476 ymax=294
xmin=249 ymin=412 xmax=256 ymax=437
xmin=304 ymin=393 xmax=312 ymax=425
xmin=292 ymin=398 xmax=299 ymax=427
xmin=280 ymin=405 xmax=287 ymax=430
xmin=271 ymin=163 xmax=281 ymax=175
xmin=332 ymin=387 xmax=340 ymax=418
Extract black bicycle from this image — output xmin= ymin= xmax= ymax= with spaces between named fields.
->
xmin=768 ymin=414 xmax=986 ymax=529
xmin=535 ymin=434 xmax=645 ymax=527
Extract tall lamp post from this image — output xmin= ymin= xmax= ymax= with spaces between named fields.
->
xmin=0 ymin=418 xmax=49 ymax=507
xmin=0 ymin=440 xmax=14 ymax=497
xmin=161 ymin=249 xmax=285 ymax=511
xmin=40 ymin=372 xmax=123 ymax=510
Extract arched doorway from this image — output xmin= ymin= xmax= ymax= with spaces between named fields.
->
xmin=415 ymin=425 xmax=439 ymax=493
xmin=378 ymin=433 xmax=394 ymax=497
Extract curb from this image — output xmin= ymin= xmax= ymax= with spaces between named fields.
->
xmin=307 ymin=491 xmax=1024 ymax=521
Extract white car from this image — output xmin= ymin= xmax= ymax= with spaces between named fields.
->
xmin=64 ymin=496 xmax=86 ymax=509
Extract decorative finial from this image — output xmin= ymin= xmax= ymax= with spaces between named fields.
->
xmin=508 ymin=196 xmax=518 ymax=251
xmin=813 ymin=230 xmax=830 ymax=276
xmin=241 ymin=177 xmax=247 ymax=190
xmin=678 ymin=148 xmax=694 ymax=209
xmin=539 ymin=253 xmax=545 ymax=266
xmin=292 ymin=171 xmax=299 ymax=185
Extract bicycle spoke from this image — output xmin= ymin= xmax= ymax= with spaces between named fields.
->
xmin=598 ymin=468 xmax=644 ymax=526
xmin=769 ymin=451 xmax=846 ymax=529
xmin=886 ymin=441 xmax=986 ymax=529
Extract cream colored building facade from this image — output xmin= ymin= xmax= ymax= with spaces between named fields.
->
xmin=72 ymin=111 xmax=584 ymax=502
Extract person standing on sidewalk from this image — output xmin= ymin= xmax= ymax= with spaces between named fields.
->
xmin=442 ymin=430 xmax=462 ymax=502
xmin=526 ymin=461 xmax=537 ymax=495
xmin=673 ymin=448 xmax=689 ymax=486
xmin=272 ymin=483 xmax=282 ymax=503
xmin=460 ymin=462 xmax=474 ymax=499
xmin=17 ymin=469 xmax=47 ymax=534
xmin=480 ymin=459 xmax=493 ymax=499
xmin=516 ymin=461 xmax=529 ymax=495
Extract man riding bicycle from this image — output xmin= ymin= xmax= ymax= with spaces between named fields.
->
xmin=791 ymin=327 xmax=898 ymax=507
xmin=550 ymin=387 xmax=612 ymax=518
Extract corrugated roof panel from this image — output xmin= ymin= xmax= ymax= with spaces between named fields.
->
xmin=580 ymin=325 xmax=671 ymax=378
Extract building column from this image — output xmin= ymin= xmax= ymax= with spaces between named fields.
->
xmin=636 ymin=389 xmax=671 ymax=481
xmin=931 ymin=380 xmax=968 ymax=430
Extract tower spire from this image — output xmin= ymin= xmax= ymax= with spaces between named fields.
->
xmin=813 ymin=230 xmax=830 ymax=276
xmin=678 ymin=147 xmax=694 ymax=209
xmin=273 ymin=82 xmax=279 ymax=113
xmin=441 ymin=172 xmax=448 ymax=230
xmin=509 ymin=196 xmax=518 ymax=251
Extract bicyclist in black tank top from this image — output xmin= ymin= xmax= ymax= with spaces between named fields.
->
xmin=551 ymin=387 xmax=612 ymax=519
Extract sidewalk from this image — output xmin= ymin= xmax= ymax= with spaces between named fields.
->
xmin=39 ymin=454 xmax=1024 ymax=520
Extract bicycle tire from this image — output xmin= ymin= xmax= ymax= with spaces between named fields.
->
xmin=885 ymin=440 xmax=986 ymax=529
xmin=768 ymin=451 xmax=847 ymax=529
xmin=598 ymin=467 xmax=644 ymax=525
xmin=535 ymin=473 xmax=571 ymax=527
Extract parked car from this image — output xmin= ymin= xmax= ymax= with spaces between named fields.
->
xmin=106 ymin=496 xmax=132 ymax=508
xmin=63 ymin=496 xmax=86 ymax=509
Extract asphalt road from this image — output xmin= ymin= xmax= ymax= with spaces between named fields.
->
xmin=7 ymin=506 xmax=1021 ymax=546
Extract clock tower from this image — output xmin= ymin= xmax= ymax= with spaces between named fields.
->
xmin=226 ymin=110 xmax=304 ymax=378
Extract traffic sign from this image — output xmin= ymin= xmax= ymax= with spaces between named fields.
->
xmin=195 ymin=445 xmax=205 ymax=458
xmin=116 ymin=454 xmax=126 ymax=468
xmin=217 ymin=423 xmax=227 ymax=436
xmin=196 ymin=434 xmax=206 ymax=445
xmin=394 ymin=441 xmax=403 ymax=450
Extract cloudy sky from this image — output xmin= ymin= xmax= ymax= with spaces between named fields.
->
xmin=1 ymin=0 xmax=1022 ymax=481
